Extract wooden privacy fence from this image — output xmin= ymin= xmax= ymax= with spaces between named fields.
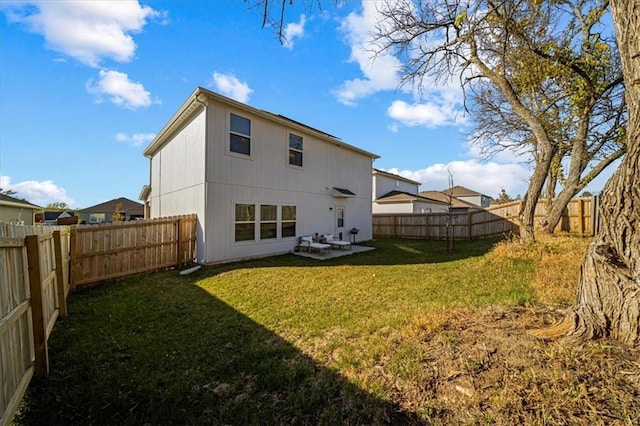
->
xmin=1 ymin=229 xmax=71 ymax=426
xmin=70 ymin=215 xmax=197 ymax=288
xmin=373 ymin=197 xmax=597 ymax=240
xmin=0 ymin=215 xmax=196 ymax=425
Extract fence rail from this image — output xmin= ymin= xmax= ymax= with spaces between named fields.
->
xmin=70 ymin=215 xmax=197 ymax=288
xmin=0 ymin=214 xmax=197 ymax=425
xmin=373 ymin=197 xmax=596 ymax=240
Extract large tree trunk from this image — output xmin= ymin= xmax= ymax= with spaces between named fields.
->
xmin=519 ymin=145 xmax=556 ymax=242
xmin=557 ymin=0 xmax=640 ymax=347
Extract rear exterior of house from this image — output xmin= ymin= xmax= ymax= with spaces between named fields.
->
xmin=142 ymin=87 xmax=377 ymax=264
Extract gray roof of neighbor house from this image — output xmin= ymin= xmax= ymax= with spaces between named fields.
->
xmin=372 ymin=169 xmax=421 ymax=186
xmin=377 ymin=190 xmax=449 ymax=205
xmin=0 ymin=193 xmax=41 ymax=209
xmin=418 ymin=191 xmax=480 ymax=209
xmin=79 ymin=197 xmax=144 ymax=214
xmin=445 ymin=185 xmax=488 ymax=197
xmin=143 ymin=87 xmax=379 ymax=160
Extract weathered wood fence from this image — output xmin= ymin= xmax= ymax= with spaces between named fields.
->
xmin=0 ymin=215 xmax=197 ymax=425
xmin=373 ymin=197 xmax=597 ymax=240
xmin=71 ymin=215 xmax=197 ymax=288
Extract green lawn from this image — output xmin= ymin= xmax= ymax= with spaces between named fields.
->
xmin=15 ymin=237 xmax=538 ymax=424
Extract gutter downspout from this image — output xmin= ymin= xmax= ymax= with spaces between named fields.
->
xmin=194 ymin=91 xmax=208 ymax=263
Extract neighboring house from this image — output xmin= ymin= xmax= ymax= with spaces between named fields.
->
xmin=0 ymin=193 xmax=40 ymax=225
xmin=140 ymin=87 xmax=378 ymax=264
xmin=372 ymin=169 xmax=449 ymax=213
xmin=35 ymin=211 xmax=78 ymax=226
xmin=374 ymin=191 xmax=450 ymax=214
xmin=442 ymin=186 xmax=494 ymax=208
xmin=419 ymin=190 xmax=484 ymax=213
xmin=78 ymin=197 xmax=144 ymax=224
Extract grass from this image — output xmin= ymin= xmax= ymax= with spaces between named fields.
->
xmin=13 ymin=236 xmax=640 ymax=425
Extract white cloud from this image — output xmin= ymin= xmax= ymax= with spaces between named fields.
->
xmin=384 ymin=160 xmax=531 ymax=199
xmin=333 ymin=1 xmax=404 ymax=106
xmin=282 ymin=14 xmax=306 ymax=49
xmin=1 ymin=175 xmax=76 ymax=207
xmin=115 ymin=132 xmax=155 ymax=147
xmin=87 ymin=69 xmax=153 ymax=109
xmin=387 ymin=93 xmax=467 ymax=128
xmin=1 ymin=0 xmax=162 ymax=67
xmin=211 ymin=72 xmax=253 ymax=103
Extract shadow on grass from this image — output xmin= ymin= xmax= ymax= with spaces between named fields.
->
xmin=15 ymin=273 xmax=425 ymax=425
xmin=193 ymin=237 xmax=505 ymax=279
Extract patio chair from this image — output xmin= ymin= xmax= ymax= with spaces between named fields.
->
xmin=299 ymin=235 xmax=331 ymax=253
xmin=321 ymin=234 xmax=352 ymax=250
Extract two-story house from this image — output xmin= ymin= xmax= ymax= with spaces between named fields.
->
xmin=372 ymin=169 xmax=449 ymax=214
xmin=140 ymin=87 xmax=378 ymax=264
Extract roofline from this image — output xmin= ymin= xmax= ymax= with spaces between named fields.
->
xmin=372 ymin=168 xmax=421 ymax=185
xmin=143 ymin=87 xmax=380 ymax=160
xmin=0 ymin=199 xmax=41 ymax=209
xmin=376 ymin=190 xmax=449 ymax=205
xmin=376 ymin=196 xmax=449 ymax=205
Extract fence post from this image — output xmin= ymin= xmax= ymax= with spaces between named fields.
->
xmin=393 ymin=215 xmax=397 ymax=238
xmin=53 ymin=231 xmax=68 ymax=317
xmin=25 ymin=235 xmax=50 ymax=377
xmin=69 ymin=226 xmax=78 ymax=289
xmin=176 ymin=218 xmax=182 ymax=265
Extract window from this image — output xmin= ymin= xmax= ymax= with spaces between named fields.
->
xmin=235 ymin=204 xmax=255 ymax=241
xmin=230 ymin=113 xmax=251 ymax=155
xmin=89 ymin=213 xmax=105 ymax=223
xmin=260 ymin=205 xmax=277 ymax=239
xmin=288 ymin=133 xmax=303 ymax=166
xmin=281 ymin=205 xmax=296 ymax=237
xmin=337 ymin=208 xmax=344 ymax=228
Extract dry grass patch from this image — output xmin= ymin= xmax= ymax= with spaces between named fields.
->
xmin=372 ymin=306 xmax=640 ymax=425
xmin=488 ymin=233 xmax=591 ymax=306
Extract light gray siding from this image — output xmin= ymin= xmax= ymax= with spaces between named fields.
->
xmin=150 ymin=109 xmax=207 ymax=260
xmin=146 ymin=88 xmax=375 ymax=264
xmin=373 ymin=173 xmax=419 ymax=199
xmin=203 ymin=103 xmax=372 ymax=263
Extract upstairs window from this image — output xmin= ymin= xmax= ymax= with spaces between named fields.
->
xmin=288 ymin=133 xmax=303 ymax=167
xmin=230 ymin=113 xmax=251 ymax=156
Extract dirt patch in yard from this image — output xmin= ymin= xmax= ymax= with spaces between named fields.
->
xmin=383 ymin=305 xmax=640 ymax=424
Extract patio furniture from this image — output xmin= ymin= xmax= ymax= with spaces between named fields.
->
xmin=321 ymin=234 xmax=352 ymax=250
xmin=299 ymin=235 xmax=331 ymax=253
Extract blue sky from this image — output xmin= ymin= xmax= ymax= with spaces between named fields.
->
xmin=0 ymin=0 xmax=614 ymax=209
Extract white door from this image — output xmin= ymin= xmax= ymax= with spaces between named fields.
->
xmin=335 ymin=207 xmax=345 ymax=241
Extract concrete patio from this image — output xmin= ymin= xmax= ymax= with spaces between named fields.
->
xmin=292 ymin=244 xmax=375 ymax=260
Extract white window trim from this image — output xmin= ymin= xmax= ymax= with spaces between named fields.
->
xmin=227 ymin=111 xmax=253 ymax=160
xmin=287 ymin=132 xmax=303 ymax=169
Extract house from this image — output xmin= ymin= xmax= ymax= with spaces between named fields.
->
xmin=140 ymin=87 xmax=378 ymax=264
xmin=419 ymin=190 xmax=482 ymax=213
xmin=443 ymin=186 xmax=494 ymax=208
xmin=78 ymin=197 xmax=144 ymax=224
xmin=372 ymin=169 xmax=449 ymax=213
xmin=35 ymin=210 xmax=78 ymax=226
xmin=0 ymin=193 xmax=40 ymax=225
